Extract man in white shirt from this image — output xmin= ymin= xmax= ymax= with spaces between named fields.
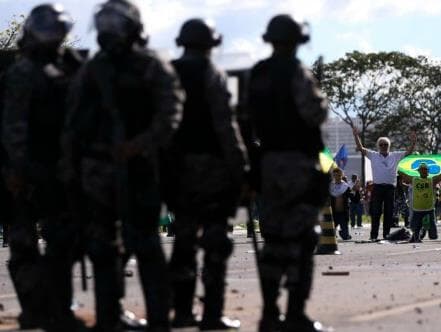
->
xmin=352 ymin=127 xmax=416 ymax=240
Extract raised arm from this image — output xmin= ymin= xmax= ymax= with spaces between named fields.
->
xmin=207 ymin=66 xmax=249 ymax=183
xmin=405 ymin=130 xmax=417 ymax=156
xmin=352 ymin=126 xmax=367 ymax=156
xmin=129 ymin=55 xmax=184 ymax=155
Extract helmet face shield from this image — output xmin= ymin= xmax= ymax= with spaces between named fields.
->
xmin=24 ymin=4 xmax=73 ymax=44
xmin=94 ymin=0 xmax=142 ymax=38
xmin=95 ymin=10 xmax=133 ymax=38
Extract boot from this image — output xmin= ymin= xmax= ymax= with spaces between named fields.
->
xmin=47 ymin=313 xmax=90 ymax=332
xmin=172 ymin=279 xmax=197 ymax=328
xmin=172 ymin=314 xmax=199 ymax=329
xmin=258 ymin=315 xmax=284 ymax=332
xmin=146 ymin=326 xmax=171 ymax=332
xmin=120 ymin=310 xmax=147 ymax=330
xmin=199 ymin=316 xmax=240 ymax=331
xmin=9 ymin=259 xmax=52 ymax=330
xmin=282 ymin=313 xmax=326 ymax=332
xmin=409 ymin=229 xmax=422 ymax=243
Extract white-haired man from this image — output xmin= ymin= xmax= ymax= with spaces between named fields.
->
xmin=352 ymin=127 xmax=416 ymax=240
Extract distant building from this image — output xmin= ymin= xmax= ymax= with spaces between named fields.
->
xmin=322 ymin=117 xmax=361 ymax=155
xmin=322 ymin=117 xmax=370 ymax=181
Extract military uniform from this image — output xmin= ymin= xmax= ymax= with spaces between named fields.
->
xmin=248 ymin=15 xmax=328 ymax=332
xmin=167 ymin=19 xmax=247 ymax=331
xmin=1 ymin=5 xmax=87 ymax=331
xmin=63 ymin=2 xmax=183 ymax=330
xmin=0 ymin=52 xmax=14 ymax=248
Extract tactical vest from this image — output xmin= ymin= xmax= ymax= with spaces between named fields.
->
xmin=249 ymin=56 xmax=323 ymax=157
xmin=85 ymin=49 xmax=159 ymax=150
xmin=171 ymin=57 xmax=222 ymax=156
xmin=28 ymin=49 xmax=85 ymax=166
xmin=412 ymin=177 xmax=434 ymax=211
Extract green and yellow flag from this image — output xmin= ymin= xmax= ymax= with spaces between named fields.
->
xmin=319 ymin=147 xmax=337 ymax=173
xmin=398 ymin=154 xmax=441 ymax=178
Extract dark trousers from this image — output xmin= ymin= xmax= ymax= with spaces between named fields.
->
xmin=332 ymin=211 xmax=351 ymax=240
xmin=350 ymin=202 xmax=363 ymax=227
xmin=86 ymin=203 xmax=123 ymax=332
xmin=170 ymin=214 xmax=231 ymax=323
xmin=8 ymin=198 xmax=79 ymax=330
xmin=8 ymin=199 xmax=50 ymax=328
xmin=412 ymin=210 xmax=438 ymax=240
xmin=371 ymin=184 xmax=395 ymax=239
xmin=258 ymin=230 xmax=318 ymax=331
xmin=122 ymin=214 xmax=170 ymax=329
xmin=88 ymin=195 xmax=169 ymax=331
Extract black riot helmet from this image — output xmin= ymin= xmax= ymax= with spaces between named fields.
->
xmin=20 ymin=3 xmax=73 ymax=48
xmin=94 ymin=0 xmax=142 ymax=39
xmin=176 ymin=18 xmax=222 ymax=49
xmin=263 ymin=14 xmax=310 ymax=45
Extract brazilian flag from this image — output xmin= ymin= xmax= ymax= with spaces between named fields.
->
xmin=319 ymin=147 xmax=337 ymax=173
xmin=398 ymin=154 xmax=441 ymax=178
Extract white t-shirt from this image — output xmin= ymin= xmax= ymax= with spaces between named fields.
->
xmin=366 ymin=150 xmax=406 ymax=186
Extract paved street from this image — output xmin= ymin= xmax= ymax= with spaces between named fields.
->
xmin=1 ymin=223 xmax=441 ymax=331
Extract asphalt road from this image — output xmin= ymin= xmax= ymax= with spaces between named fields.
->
xmin=1 ymin=223 xmax=441 ymax=332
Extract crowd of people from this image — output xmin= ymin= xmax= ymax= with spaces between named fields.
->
xmin=0 ymin=1 xmax=328 ymax=332
xmin=1 ymin=1 xmax=439 ymax=332
xmin=329 ymin=126 xmax=441 ymax=243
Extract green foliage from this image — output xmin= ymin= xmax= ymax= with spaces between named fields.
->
xmin=0 ymin=14 xmax=80 ymax=50
xmin=0 ymin=15 xmax=24 ymax=49
xmin=370 ymin=57 xmax=441 ymax=153
xmin=318 ymin=51 xmax=441 ymax=153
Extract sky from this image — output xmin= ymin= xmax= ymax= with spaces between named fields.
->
xmin=0 ymin=0 xmax=441 ymax=69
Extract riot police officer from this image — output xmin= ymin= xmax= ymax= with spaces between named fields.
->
xmin=62 ymin=0 xmax=183 ymax=331
xmin=0 ymin=51 xmax=14 ymax=250
xmin=167 ymin=18 xmax=248 ymax=330
xmin=248 ymin=14 xmax=328 ymax=332
xmin=1 ymin=4 xmax=87 ymax=331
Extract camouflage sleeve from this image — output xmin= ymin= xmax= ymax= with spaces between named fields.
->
xmin=59 ymin=64 xmax=97 ymax=183
xmin=293 ymin=64 xmax=328 ymax=127
xmin=1 ymin=59 xmax=34 ymax=175
xmin=206 ymin=65 xmax=249 ymax=182
xmin=131 ymin=56 xmax=184 ymax=154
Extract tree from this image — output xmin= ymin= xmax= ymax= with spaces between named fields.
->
xmin=315 ymin=51 xmax=427 ymax=182
xmin=0 ymin=15 xmax=24 ymax=49
xmin=369 ymin=56 xmax=441 ymax=154
xmin=0 ymin=14 xmax=80 ymax=50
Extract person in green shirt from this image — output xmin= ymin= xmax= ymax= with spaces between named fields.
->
xmin=399 ymin=163 xmax=441 ymax=242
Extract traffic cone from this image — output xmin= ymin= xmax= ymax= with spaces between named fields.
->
xmin=316 ymin=205 xmax=341 ymax=255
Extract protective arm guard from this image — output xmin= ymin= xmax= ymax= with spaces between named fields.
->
xmin=2 ymin=59 xmax=34 ymax=178
xmin=206 ymin=65 xmax=249 ymax=186
xmin=293 ymin=63 xmax=328 ymax=128
xmin=129 ymin=53 xmax=184 ymax=155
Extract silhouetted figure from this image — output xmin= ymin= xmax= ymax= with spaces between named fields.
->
xmin=62 ymin=1 xmax=183 ymax=331
xmin=248 ymin=14 xmax=328 ymax=332
xmin=167 ymin=18 xmax=248 ymax=331
xmin=1 ymin=4 xmax=87 ymax=331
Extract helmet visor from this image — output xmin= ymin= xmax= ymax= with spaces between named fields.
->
xmin=95 ymin=10 xmax=133 ymax=37
xmin=25 ymin=10 xmax=73 ymax=43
